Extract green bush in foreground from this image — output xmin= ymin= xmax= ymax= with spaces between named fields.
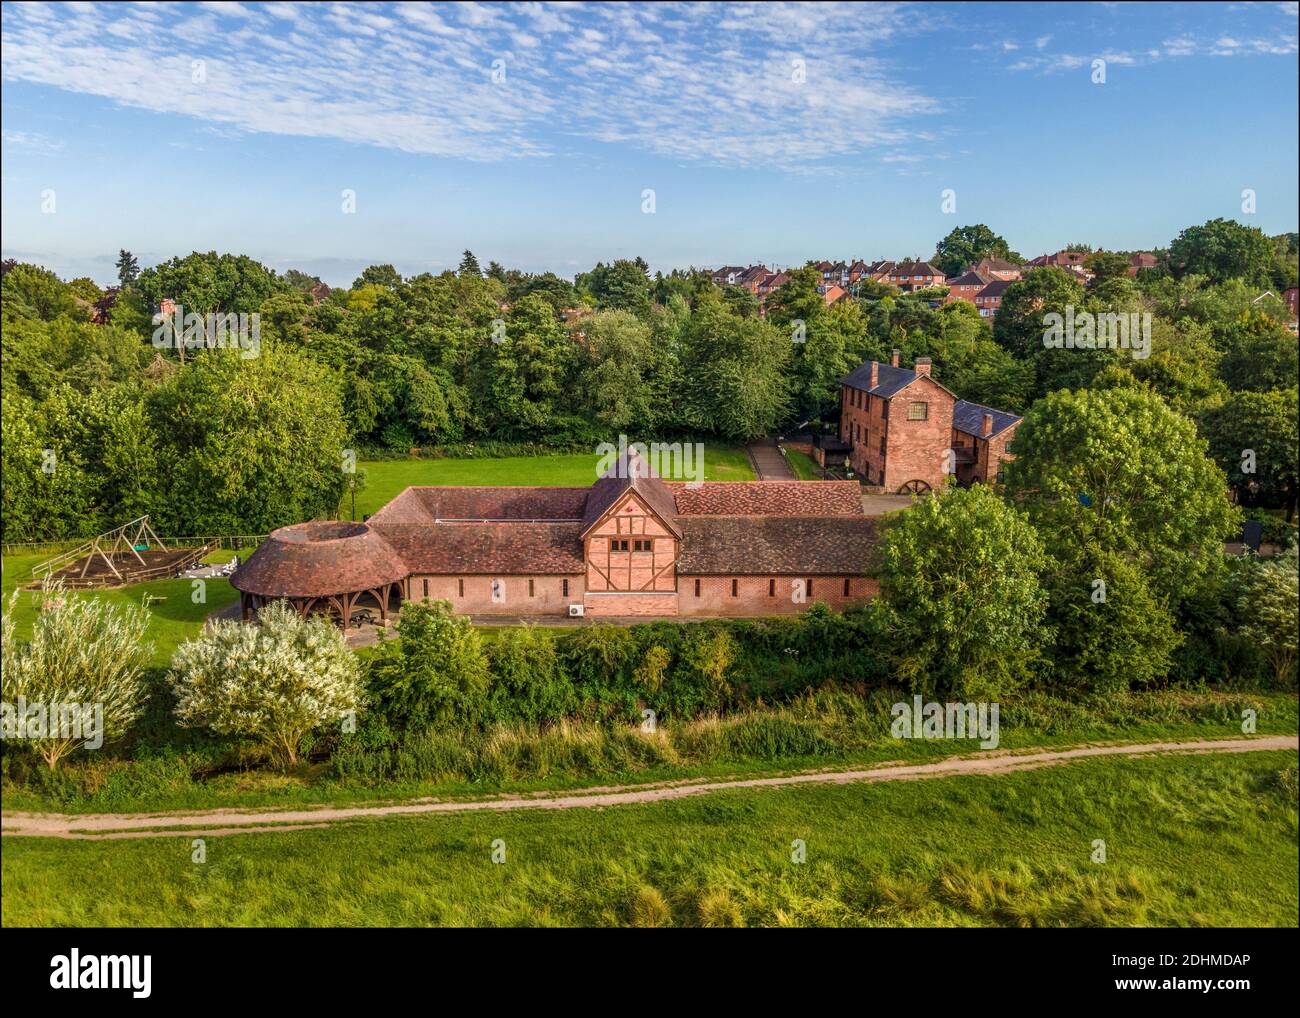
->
xmin=168 ymin=600 xmax=363 ymax=767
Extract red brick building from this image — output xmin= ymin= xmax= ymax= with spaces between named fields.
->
xmin=884 ymin=261 xmax=945 ymax=292
xmin=973 ymin=278 xmax=1014 ymax=318
xmin=944 ymin=269 xmax=991 ymax=305
xmin=839 ymin=353 xmax=1021 ymax=493
xmin=232 ymin=452 xmax=879 ymax=622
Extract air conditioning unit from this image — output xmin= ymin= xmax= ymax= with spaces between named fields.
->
xmin=568 ymin=604 xmax=585 ymax=617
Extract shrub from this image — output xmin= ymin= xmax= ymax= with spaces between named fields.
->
xmin=1 ymin=585 xmax=151 ymax=768
xmin=368 ymin=599 xmax=490 ymax=728
xmin=169 ymin=600 xmax=363 ymax=767
xmin=486 ymin=625 xmax=573 ymax=723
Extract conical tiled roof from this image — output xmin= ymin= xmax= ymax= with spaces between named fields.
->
xmin=232 ymin=521 xmax=408 ymax=598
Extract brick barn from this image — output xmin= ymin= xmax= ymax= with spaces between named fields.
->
xmin=232 ymin=450 xmax=879 ymax=622
xmin=839 ymin=352 xmax=1022 ymax=493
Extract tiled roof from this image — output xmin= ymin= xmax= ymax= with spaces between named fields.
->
xmin=232 ymin=521 xmax=408 ymax=598
xmin=378 ymin=521 xmax=585 ymax=575
xmin=893 ymin=261 xmax=942 ymax=276
xmin=581 ymin=449 xmax=682 ymax=537
xmin=952 ymin=400 xmax=1021 ymax=439
xmin=946 ymin=270 xmax=991 ymax=287
xmin=667 ymin=481 xmax=862 ymax=517
xmin=369 ymin=486 xmax=589 ymax=525
xmin=975 ymin=279 xmax=1015 ymax=299
xmin=841 ymin=360 xmax=923 ymax=398
xmin=677 ymin=516 xmax=879 ymax=575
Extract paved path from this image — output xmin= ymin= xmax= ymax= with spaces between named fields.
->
xmin=3 ymin=736 xmax=1293 ymax=841
xmin=746 ymin=438 xmax=796 ymax=480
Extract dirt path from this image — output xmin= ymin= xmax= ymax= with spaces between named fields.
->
xmin=3 ymin=735 xmax=1294 ymax=841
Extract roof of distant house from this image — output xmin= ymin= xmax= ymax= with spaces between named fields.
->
xmin=891 ymin=261 xmax=942 ymax=276
xmin=946 ymin=269 xmax=991 ymax=287
xmin=952 ymin=399 xmax=1021 ymax=438
xmin=975 ymin=279 xmax=1015 ymax=299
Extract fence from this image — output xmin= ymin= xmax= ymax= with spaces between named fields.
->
xmin=2 ymin=534 xmax=267 ymax=558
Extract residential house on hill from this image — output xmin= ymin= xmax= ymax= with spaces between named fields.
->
xmin=944 ymin=269 xmax=991 ymax=305
xmin=884 ymin=261 xmax=945 ymax=292
xmin=973 ymin=278 xmax=1015 ymax=317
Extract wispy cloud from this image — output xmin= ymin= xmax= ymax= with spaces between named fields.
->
xmin=0 ymin=1 xmax=943 ymax=172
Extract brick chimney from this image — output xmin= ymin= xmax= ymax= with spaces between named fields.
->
xmin=891 ymin=348 xmax=900 ymax=368
xmin=869 ymin=361 xmax=879 ymax=388
xmin=982 ymin=412 xmax=994 ymax=438
xmin=914 ymin=356 xmax=932 ymax=377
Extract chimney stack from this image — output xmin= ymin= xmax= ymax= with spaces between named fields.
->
xmin=982 ymin=412 xmax=994 ymax=438
xmin=914 ymin=356 xmax=932 ymax=377
xmin=870 ymin=361 xmax=879 ymax=388
xmin=891 ymin=349 xmax=900 ymax=368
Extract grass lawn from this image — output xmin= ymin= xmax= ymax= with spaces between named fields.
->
xmin=784 ymin=448 xmax=823 ymax=481
xmin=3 ymin=750 xmax=1294 ymax=927
xmin=342 ymin=446 xmax=755 ymax=518
xmin=2 ymin=552 xmax=240 ymax=669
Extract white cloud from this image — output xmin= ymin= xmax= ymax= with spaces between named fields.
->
xmin=0 ymin=0 xmax=940 ymax=172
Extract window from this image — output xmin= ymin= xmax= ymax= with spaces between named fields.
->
xmin=881 ymin=400 xmax=888 ymax=419
xmin=529 ymin=578 xmax=535 ymax=597
xmin=422 ymin=579 xmax=429 ymax=598
xmin=806 ymin=578 xmax=814 ymax=596
xmin=731 ymin=578 xmax=738 ymax=597
xmin=907 ymin=401 xmax=928 ymax=421
xmin=694 ymin=578 xmax=701 ymax=597
xmin=634 ymin=539 xmax=653 ymax=552
xmin=768 ymin=578 xmax=776 ymax=597
xmin=457 ymin=578 xmax=464 ymax=597
xmin=879 ymin=436 xmax=886 ymax=455
xmin=610 ymin=538 xmax=629 ymax=552
xmin=562 ymin=578 xmax=569 ymax=597
xmin=843 ymin=577 xmax=851 ymax=596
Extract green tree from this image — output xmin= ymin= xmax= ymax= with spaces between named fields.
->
xmin=1084 ymin=251 xmax=1132 ymax=281
xmin=1003 ymin=386 xmax=1240 ymax=606
xmin=148 ymin=345 xmax=348 ymax=534
xmin=115 ymin=249 xmax=140 ymax=287
xmin=1045 ymin=546 xmax=1181 ymax=694
xmin=1 ymin=585 xmax=151 ymax=768
xmin=135 ymin=251 xmax=288 ymax=316
xmin=578 ymin=310 xmax=661 ymax=432
xmin=368 ymin=599 xmax=491 ymax=727
xmin=1167 ymin=218 xmax=1275 ymax=286
xmin=875 ymin=484 xmax=1049 ymax=699
xmin=1200 ymin=388 xmax=1299 ymax=520
xmin=1233 ymin=545 xmax=1299 ymax=686
xmin=458 ymin=250 xmax=482 ymax=277
xmin=170 ymin=601 xmax=363 ymax=767
xmin=932 ymin=224 xmax=1021 ymax=278
xmin=677 ymin=292 xmax=791 ymax=439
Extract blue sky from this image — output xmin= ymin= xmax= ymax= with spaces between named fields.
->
xmin=2 ymin=1 xmax=1297 ymax=287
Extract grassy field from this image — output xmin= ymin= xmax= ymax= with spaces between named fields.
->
xmin=4 ymin=690 xmax=1294 ymax=815
xmin=3 ymin=750 xmax=1294 ymax=927
xmin=341 ymin=446 xmax=756 ymax=518
xmin=1 ymin=550 xmax=244 ymax=669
